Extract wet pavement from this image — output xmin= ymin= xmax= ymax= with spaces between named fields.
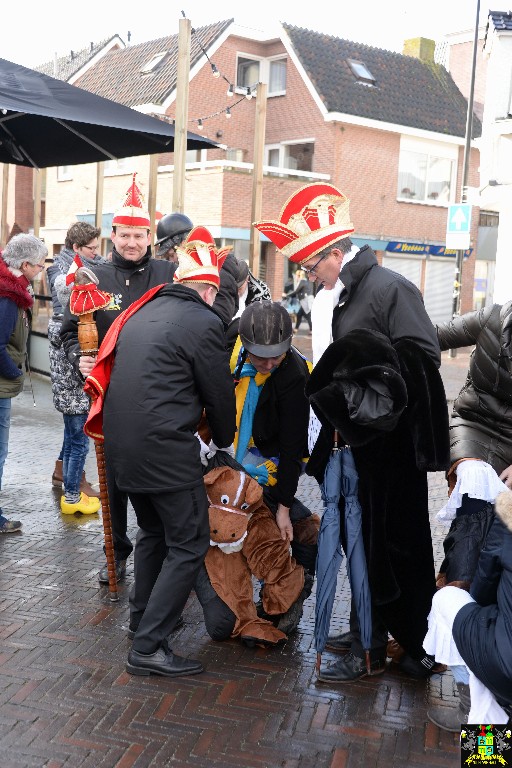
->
xmin=0 ymin=336 xmax=473 ymax=767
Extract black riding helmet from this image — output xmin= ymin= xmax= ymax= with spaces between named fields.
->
xmin=155 ymin=212 xmax=193 ymax=256
xmin=239 ymin=300 xmax=292 ymax=358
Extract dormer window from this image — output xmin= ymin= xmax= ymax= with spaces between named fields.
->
xmin=347 ymin=59 xmax=375 ymax=85
xmin=141 ymin=51 xmax=168 ymax=74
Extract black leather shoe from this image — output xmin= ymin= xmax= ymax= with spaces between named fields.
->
xmin=324 ymin=630 xmax=354 ymax=653
xmin=276 ymin=573 xmax=314 ymax=636
xmin=98 ymin=559 xmax=126 ymax=584
xmin=127 ymin=614 xmax=185 ymax=640
xmin=317 ymin=652 xmax=386 ymax=683
xmin=398 ymin=653 xmax=437 ymax=679
xmin=126 ymin=646 xmax=204 ymax=677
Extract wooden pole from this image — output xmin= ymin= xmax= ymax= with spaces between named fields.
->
xmin=1 ymin=164 xmax=8 ymax=245
xmin=76 ymin=308 xmax=118 ymax=602
xmin=172 ymin=17 xmax=191 ymax=213
xmin=147 ymin=153 xmax=158 ymax=249
xmin=95 ymin=162 xmax=104 ymax=231
xmin=249 ymin=83 xmax=267 ymax=278
xmin=33 ymin=168 xmax=42 ymax=238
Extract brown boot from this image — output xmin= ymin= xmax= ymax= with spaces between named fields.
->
xmin=80 ymin=473 xmax=98 ymax=497
xmin=52 ymin=459 xmax=63 ymax=487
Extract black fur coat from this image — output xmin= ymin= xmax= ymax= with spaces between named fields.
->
xmin=306 ymin=329 xmax=450 ymax=658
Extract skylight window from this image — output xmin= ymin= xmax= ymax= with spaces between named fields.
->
xmin=347 ymin=59 xmax=375 ymax=85
xmin=141 ymin=51 xmax=168 ymax=74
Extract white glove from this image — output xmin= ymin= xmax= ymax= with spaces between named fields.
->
xmin=195 ymin=432 xmax=211 ymax=467
xmin=210 ymin=440 xmax=235 ymax=459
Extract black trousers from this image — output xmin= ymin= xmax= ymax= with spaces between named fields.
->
xmin=263 ymin=489 xmax=318 ymax=575
xmin=104 ymin=459 xmax=133 ymax=561
xmin=128 ymin=484 xmax=210 ymax=654
xmin=194 ymin=564 xmax=236 ymax=641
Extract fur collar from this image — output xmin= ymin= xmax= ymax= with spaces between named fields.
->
xmin=0 ymin=257 xmax=33 ymax=309
xmin=495 ymin=491 xmax=512 ymax=533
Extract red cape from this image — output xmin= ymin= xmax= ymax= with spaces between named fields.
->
xmin=83 ymin=284 xmax=164 ymax=441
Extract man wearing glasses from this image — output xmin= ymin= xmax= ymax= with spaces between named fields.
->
xmin=254 ymin=183 xmax=448 ymax=683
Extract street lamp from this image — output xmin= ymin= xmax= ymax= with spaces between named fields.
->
xmin=449 ymin=0 xmax=481 ymax=357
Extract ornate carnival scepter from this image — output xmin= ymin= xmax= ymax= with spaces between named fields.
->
xmin=70 ymin=264 xmax=119 ymax=602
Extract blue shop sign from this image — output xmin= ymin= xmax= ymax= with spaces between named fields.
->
xmin=387 ymin=241 xmax=429 ymax=255
xmin=386 ymin=242 xmax=472 ymax=258
xmin=430 ymin=246 xmax=472 ymax=258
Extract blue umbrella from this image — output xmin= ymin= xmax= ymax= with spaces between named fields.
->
xmin=339 ymin=445 xmax=372 ymax=674
xmin=314 ymin=446 xmax=344 ymax=671
xmin=314 ymin=436 xmax=373 ymax=674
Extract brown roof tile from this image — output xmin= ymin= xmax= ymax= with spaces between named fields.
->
xmin=35 ymin=37 xmax=123 ymax=82
xmin=74 ymin=20 xmax=233 ymax=108
xmin=283 ymin=24 xmax=481 ymax=138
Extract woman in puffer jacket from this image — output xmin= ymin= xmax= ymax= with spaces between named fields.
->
xmin=435 ymin=302 xmax=512 ymax=588
xmin=47 ymin=222 xmax=105 ymax=515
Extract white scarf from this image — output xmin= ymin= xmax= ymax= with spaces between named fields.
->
xmin=308 ymin=246 xmax=360 ymax=452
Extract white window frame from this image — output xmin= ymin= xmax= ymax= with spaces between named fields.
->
xmin=235 ymin=54 xmax=287 ymax=97
xmin=235 ymin=54 xmax=261 ymax=93
xmin=347 ymin=59 xmax=375 ymax=86
xmin=141 ymin=51 xmax=168 ymax=74
xmin=268 ymin=56 xmax=287 ymax=96
xmin=265 ymin=139 xmax=315 ymax=172
xmin=104 ymin=157 xmax=138 ymax=176
xmin=397 ymin=135 xmax=457 ymax=205
xmin=57 ymin=165 xmax=72 ymax=181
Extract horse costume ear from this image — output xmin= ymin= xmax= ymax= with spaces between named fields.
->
xmin=203 ymin=466 xmax=231 ymax=490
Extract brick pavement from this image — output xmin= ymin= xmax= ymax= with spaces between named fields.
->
xmin=0 ymin=337 xmax=473 ymax=768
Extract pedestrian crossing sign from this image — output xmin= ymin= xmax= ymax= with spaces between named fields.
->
xmin=446 ymin=204 xmax=472 ymax=250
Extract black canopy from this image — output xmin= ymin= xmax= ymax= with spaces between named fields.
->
xmin=0 ymin=57 xmax=216 ymax=168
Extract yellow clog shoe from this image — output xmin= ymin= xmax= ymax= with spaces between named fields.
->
xmin=60 ymin=492 xmax=101 ymax=515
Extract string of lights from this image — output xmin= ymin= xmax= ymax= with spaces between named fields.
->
xmin=180 ymin=10 xmax=258 ymax=131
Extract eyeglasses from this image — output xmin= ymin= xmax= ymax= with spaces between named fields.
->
xmin=83 ymin=244 xmax=100 ymax=253
xmin=303 ymin=252 xmax=328 ymax=276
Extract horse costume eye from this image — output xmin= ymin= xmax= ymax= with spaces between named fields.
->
xmin=240 ymin=502 xmax=249 ymax=510
xmin=221 ymin=494 xmax=229 ymax=504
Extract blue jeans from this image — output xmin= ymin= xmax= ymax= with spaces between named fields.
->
xmin=62 ymin=413 xmax=89 ymax=496
xmin=451 ymin=664 xmax=470 ymax=684
xmin=0 ymin=397 xmax=12 ymax=491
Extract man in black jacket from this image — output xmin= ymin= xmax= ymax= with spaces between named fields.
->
xmin=61 ymin=177 xmax=175 ymax=583
xmin=255 ymin=182 xmax=447 ymax=682
xmin=62 ymin=183 xmax=239 ymax=585
xmin=101 ymin=226 xmax=236 ymax=677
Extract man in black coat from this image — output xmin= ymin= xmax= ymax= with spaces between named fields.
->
xmin=61 ymin=182 xmax=239 ymax=586
xmin=60 ymin=177 xmax=175 ymax=584
xmin=101 ymin=226 xmax=236 ymax=677
xmin=255 ymin=182 xmax=449 ymax=682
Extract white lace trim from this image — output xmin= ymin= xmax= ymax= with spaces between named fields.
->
xmin=424 ymin=587 xmax=509 ymax=723
xmin=436 ymin=460 xmax=508 ymax=522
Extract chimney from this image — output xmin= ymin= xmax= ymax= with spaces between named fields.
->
xmin=90 ymin=42 xmax=94 ymax=52
xmin=403 ymin=37 xmax=435 ymax=62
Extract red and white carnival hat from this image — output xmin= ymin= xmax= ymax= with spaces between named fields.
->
xmin=174 ymin=226 xmax=231 ymax=289
xmin=253 ymin=182 xmax=354 ymax=265
xmin=112 ymin=173 xmax=150 ymax=228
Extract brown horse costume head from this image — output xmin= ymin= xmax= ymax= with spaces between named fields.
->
xmin=203 ymin=465 xmax=304 ymax=646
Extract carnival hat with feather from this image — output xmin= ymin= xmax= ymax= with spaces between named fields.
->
xmin=112 ymin=172 xmax=150 ymax=228
xmin=253 ymin=182 xmax=354 ymax=265
xmin=174 ymin=226 xmax=231 ymax=289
